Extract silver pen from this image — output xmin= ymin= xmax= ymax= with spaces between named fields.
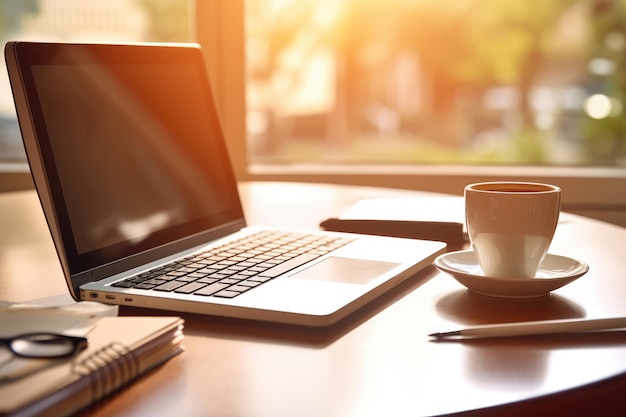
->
xmin=429 ymin=317 xmax=626 ymax=339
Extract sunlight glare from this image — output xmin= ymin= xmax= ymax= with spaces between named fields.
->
xmin=269 ymin=0 xmax=293 ymax=13
xmin=313 ymin=1 xmax=342 ymax=28
xmin=584 ymin=94 xmax=612 ymax=119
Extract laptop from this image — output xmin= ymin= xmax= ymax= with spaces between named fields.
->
xmin=5 ymin=41 xmax=446 ymax=326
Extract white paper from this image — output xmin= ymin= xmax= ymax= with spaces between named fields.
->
xmin=340 ymin=196 xmax=466 ymax=224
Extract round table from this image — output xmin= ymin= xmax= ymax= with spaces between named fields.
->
xmin=1 ymin=182 xmax=625 ymax=416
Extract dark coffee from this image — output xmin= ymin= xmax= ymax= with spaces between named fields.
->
xmin=470 ymin=183 xmax=557 ymax=193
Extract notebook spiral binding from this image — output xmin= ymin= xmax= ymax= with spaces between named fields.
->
xmin=72 ymin=343 xmax=139 ymax=403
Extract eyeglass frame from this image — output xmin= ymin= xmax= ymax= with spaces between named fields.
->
xmin=0 ymin=332 xmax=88 ymax=359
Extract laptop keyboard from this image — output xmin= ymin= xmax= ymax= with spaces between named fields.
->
xmin=111 ymin=230 xmax=354 ymax=298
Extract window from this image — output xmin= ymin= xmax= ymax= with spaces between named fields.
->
xmin=0 ymin=0 xmax=193 ymax=164
xmin=244 ymin=0 xmax=626 ymax=168
xmin=197 ymin=0 xmax=626 ymax=226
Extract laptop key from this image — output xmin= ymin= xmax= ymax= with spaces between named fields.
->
xmin=237 ymin=280 xmax=262 ymax=288
xmin=245 ymin=275 xmax=272 ymax=283
xmin=194 ymin=282 xmax=230 ymax=296
xmin=134 ymin=283 xmax=158 ymax=290
xmin=213 ymin=290 xmax=240 ymax=298
xmin=219 ymin=278 xmax=242 ymax=285
xmin=198 ymin=277 xmax=219 ymax=284
xmin=143 ymin=278 xmax=168 ymax=285
xmin=228 ymin=285 xmax=252 ymax=292
xmin=111 ymin=280 xmax=134 ymax=288
xmin=154 ymin=281 xmax=187 ymax=292
xmin=176 ymin=275 xmax=200 ymax=283
xmin=175 ymin=282 xmax=208 ymax=294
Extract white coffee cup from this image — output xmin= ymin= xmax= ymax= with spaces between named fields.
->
xmin=465 ymin=182 xmax=561 ymax=279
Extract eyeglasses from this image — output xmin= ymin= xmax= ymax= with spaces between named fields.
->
xmin=0 ymin=333 xmax=88 ymax=359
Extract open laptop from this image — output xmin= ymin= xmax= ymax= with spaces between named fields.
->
xmin=5 ymin=41 xmax=446 ymax=326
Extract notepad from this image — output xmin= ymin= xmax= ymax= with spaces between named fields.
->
xmin=0 ymin=308 xmax=183 ymax=417
xmin=321 ymin=196 xmax=467 ymax=244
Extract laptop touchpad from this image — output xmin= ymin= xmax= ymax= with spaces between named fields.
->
xmin=290 ymin=256 xmax=400 ymax=285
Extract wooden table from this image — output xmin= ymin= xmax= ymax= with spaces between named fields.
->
xmin=1 ymin=182 xmax=625 ymax=416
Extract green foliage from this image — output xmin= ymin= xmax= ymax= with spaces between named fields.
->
xmin=582 ymin=0 xmax=626 ymax=164
xmin=137 ymin=0 xmax=192 ymax=42
xmin=248 ymin=0 xmax=625 ymax=165
xmin=0 ymin=0 xmax=39 ymax=38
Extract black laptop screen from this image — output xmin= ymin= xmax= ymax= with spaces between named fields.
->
xmin=13 ymin=43 xmax=244 ymax=274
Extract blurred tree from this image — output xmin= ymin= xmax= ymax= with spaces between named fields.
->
xmin=246 ymin=0 xmax=622 ymax=164
xmin=137 ymin=0 xmax=192 ymax=42
xmin=464 ymin=0 xmax=579 ymax=126
xmin=315 ymin=0 xmax=579 ymax=148
xmin=584 ymin=0 xmax=626 ymax=164
xmin=0 ymin=0 xmax=39 ymax=38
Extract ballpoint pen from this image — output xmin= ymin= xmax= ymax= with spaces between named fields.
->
xmin=429 ymin=317 xmax=626 ymax=339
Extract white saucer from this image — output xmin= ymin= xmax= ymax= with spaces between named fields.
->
xmin=434 ymin=250 xmax=589 ymax=298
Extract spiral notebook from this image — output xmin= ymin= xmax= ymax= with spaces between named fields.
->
xmin=0 ymin=315 xmax=184 ymax=417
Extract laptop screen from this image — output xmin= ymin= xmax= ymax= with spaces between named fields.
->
xmin=10 ymin=43 xmax=244 ymax=275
